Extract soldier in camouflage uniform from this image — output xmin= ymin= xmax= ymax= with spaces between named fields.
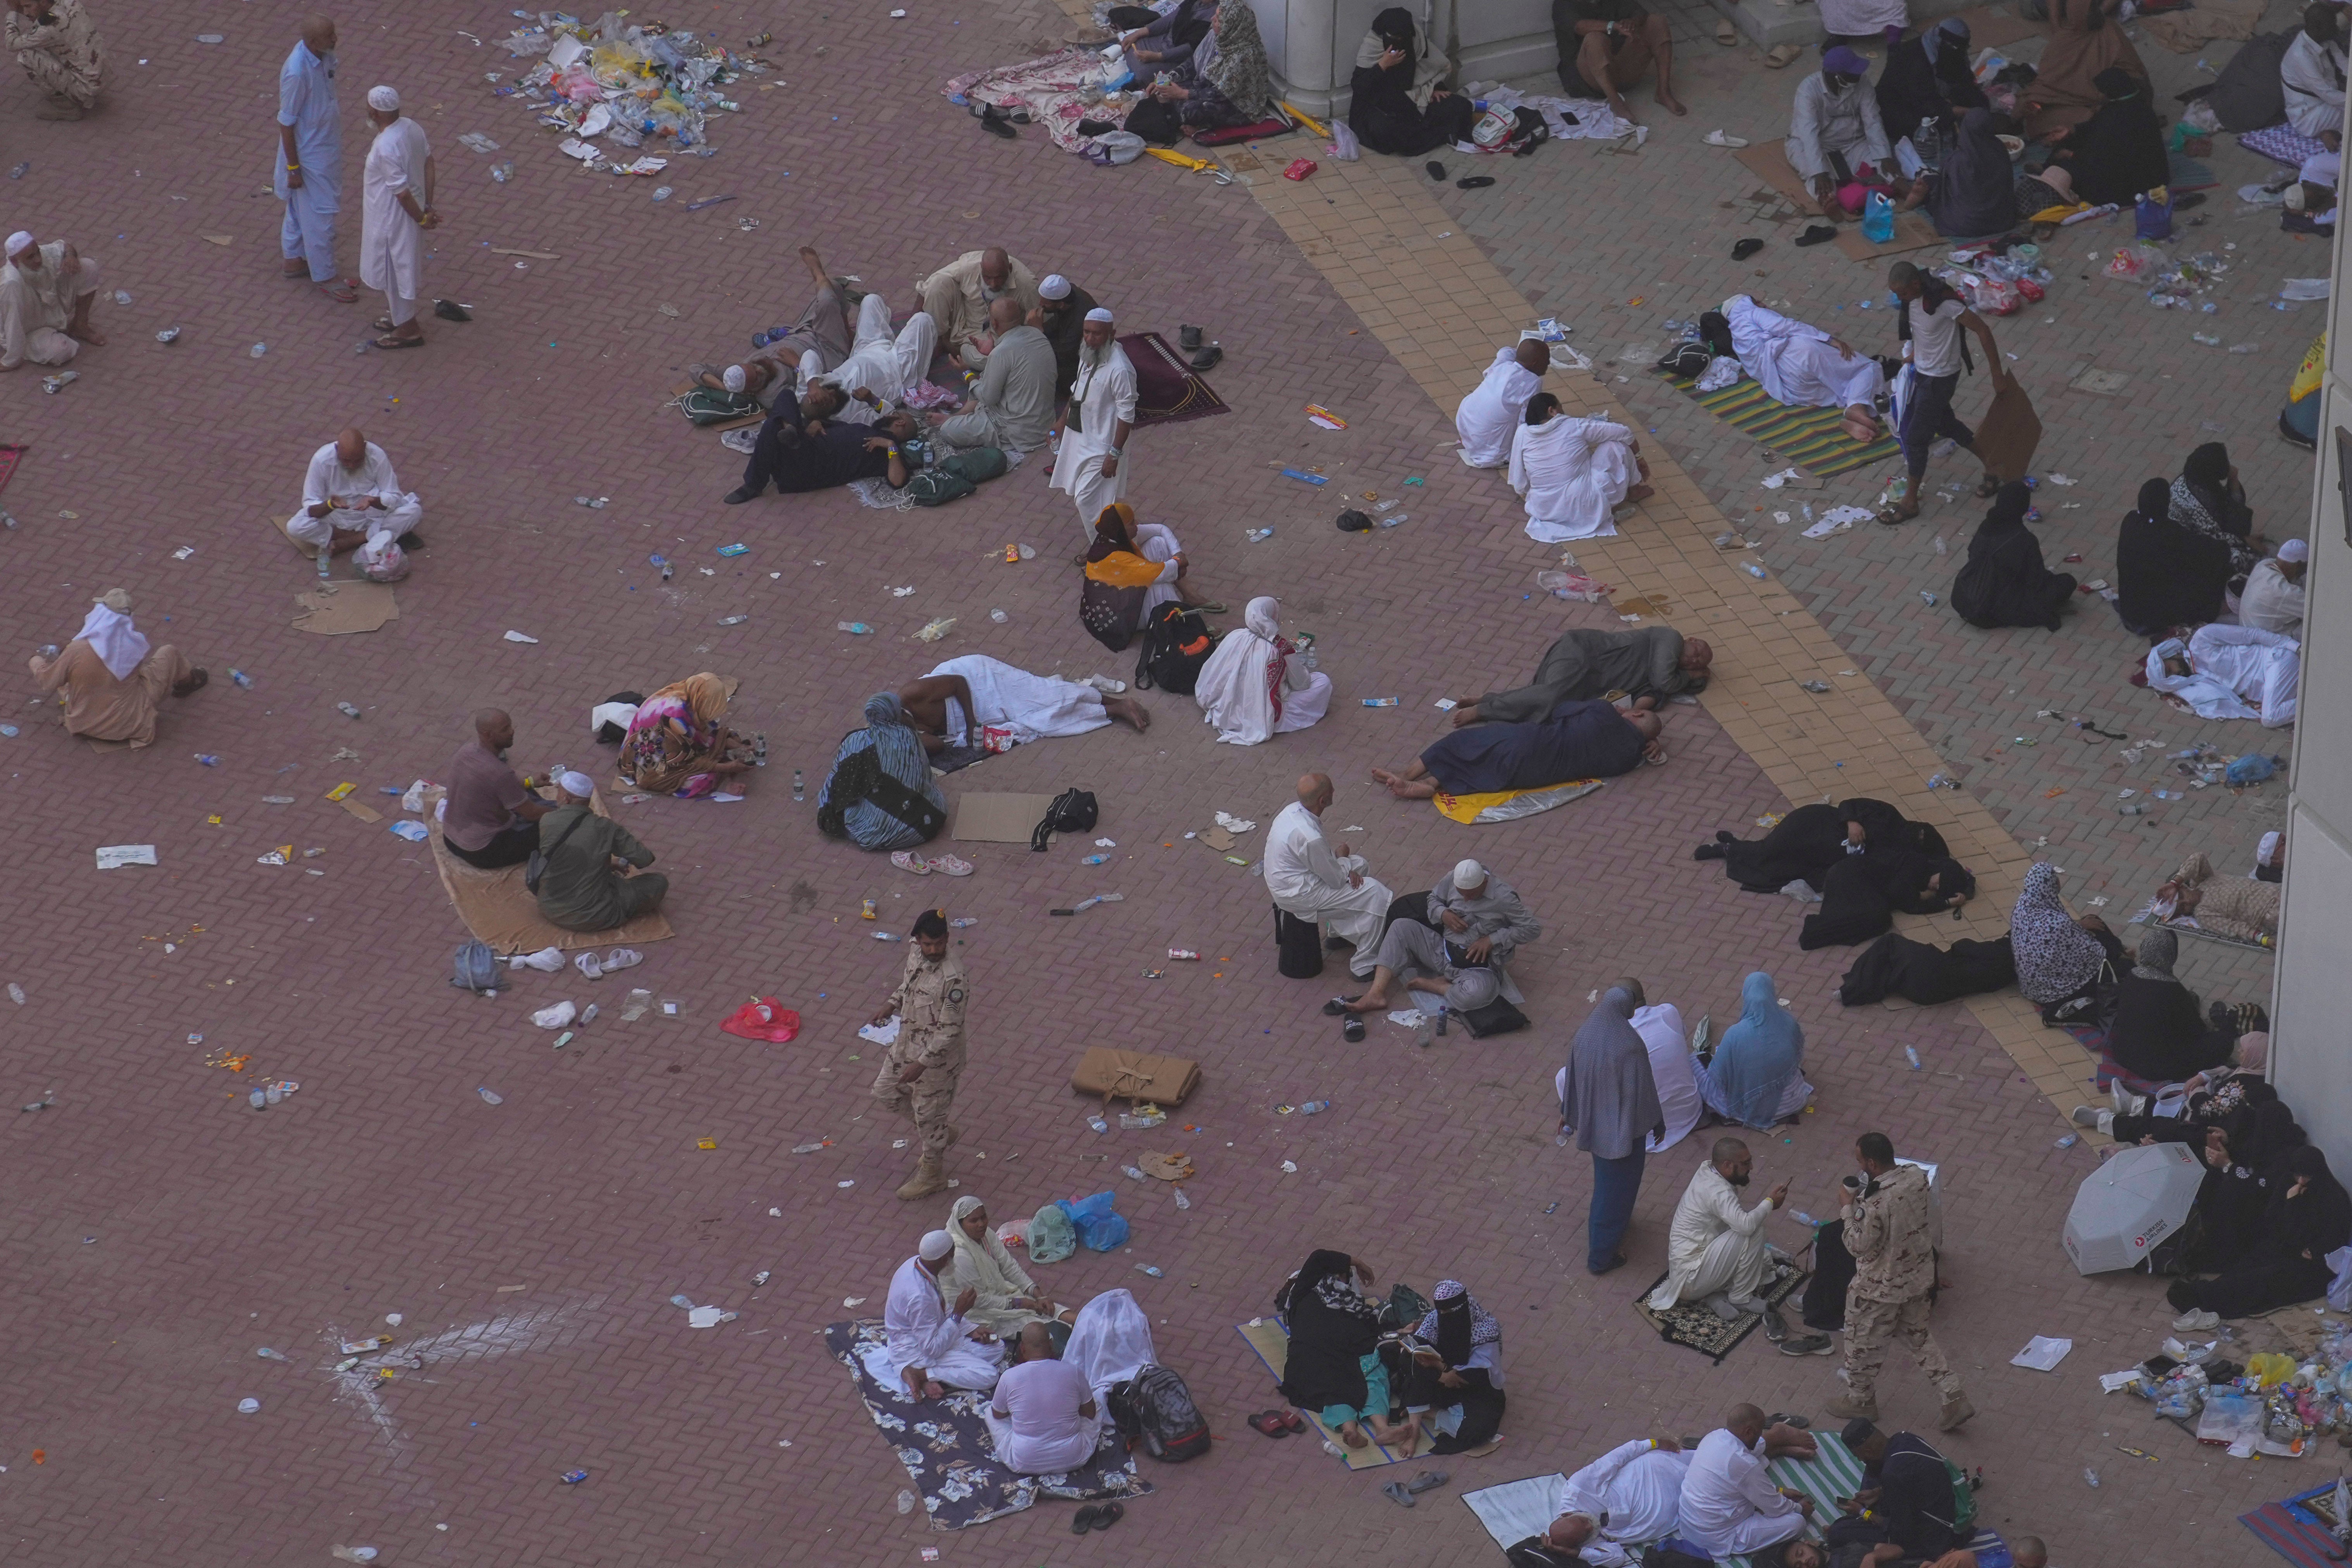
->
xmin=1829 ymin=1132 xmax=1974 ymax=1432
xmin=868 ymin=909 xmax=968 ymax=1200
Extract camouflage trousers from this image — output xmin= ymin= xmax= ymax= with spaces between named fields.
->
xmin=870 ymin=1046 xmax=963 ymax=1157
xmin=1844 ymin=1292 xmax=1964 ymax=1404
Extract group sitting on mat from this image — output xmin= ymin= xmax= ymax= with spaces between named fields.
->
xmin=1269 ymin=1250 xmax=1507 ymax=1463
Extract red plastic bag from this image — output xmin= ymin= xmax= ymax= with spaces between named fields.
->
xmin=1281 ymin=157 xmax=1317 ymax=181
xmin=719 ymin=998 xmax=801 ymax=1043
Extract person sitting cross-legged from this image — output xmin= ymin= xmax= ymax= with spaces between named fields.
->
xmin=532 ymin=771 xmax=668 ymax=933
xmin=931 ymin=294 xmax=1057 ymax=455
xmin=885 ymin=1228 xmax=1002 ymax=1400
xmin=1334 ymin=859 xmax=1538 ymax=1018
xmin=1678 ymin=1403 xmax=1820 ymax=1559
xmin=1646 ymin=1138 xmax=1792 ymax=1332
xmin=441 ymin=707 xmax=554 ymax=869
xmin=1788 ymin=48 xmax=1895 ymax=221
xmin=983 ymin=1322 xmax=1102 ymax=1475
xmin=28 ymin=589 xmax=204 ymax=748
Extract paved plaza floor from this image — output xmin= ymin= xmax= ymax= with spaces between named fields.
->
xmin=0 ymin=0 xmax=2320 ymax=1564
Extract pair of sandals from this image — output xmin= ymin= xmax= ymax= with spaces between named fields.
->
xmin=1247 ymin=1408 xmax=1307 ymax=1437
xmin=890 ymin=850 xmax=973 ymax=877
xmin=1070 ymin=1501 xmax=1124 ymax=1534
xmin=1381 ymin=1469 xmax=1450 ymax=1508
xmin=1322 ymin=993 xmax=1366 ymax=1042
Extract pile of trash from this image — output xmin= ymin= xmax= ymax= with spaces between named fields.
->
xmin=1936 ymin=241 xmax=2054 ymax=316
xmin=494 ymin=9 xmax=755 ymax=173
xmin=2109 ymin=1322 xmax=2352 ymax=1459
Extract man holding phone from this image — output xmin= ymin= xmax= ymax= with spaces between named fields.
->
xmin=1828 ymin=1134 xmax=1973 ymax=1432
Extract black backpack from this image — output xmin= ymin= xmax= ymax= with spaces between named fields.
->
xmin=1109 ymin=1364 xmax=1210 ymax=1462
xmin=1133 ymin=602 xmax=1214 ymax=695
xmin=1030 ymin=787 xmax=1098 ymax=852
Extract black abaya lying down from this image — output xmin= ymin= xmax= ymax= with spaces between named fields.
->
xmin=1839 ymin=933 xmax=2016 ymax=1006
xmin=1702 ymin=799 xmax=1950 ymax=893
xmin=1799 ymin=850 xmax=1976 ymax=950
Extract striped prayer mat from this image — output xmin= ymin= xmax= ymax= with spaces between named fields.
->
xmin=2242 ymin=1486 xmax=2351 ymax=1568
xmin=1715 ymin=1434 xmax=2011 ymax=1568
xmin=1658 ymin=370 xmax=1902 ymax=477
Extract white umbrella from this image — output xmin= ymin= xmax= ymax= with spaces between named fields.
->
xmin=2063 ymin=1141 xmax=2205 ymax=1275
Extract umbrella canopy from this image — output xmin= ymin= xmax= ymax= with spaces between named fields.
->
xmin=2063 ymin=1141 xmax=2205 ymax=1275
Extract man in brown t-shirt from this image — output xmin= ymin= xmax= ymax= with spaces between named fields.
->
xmin=443 ymin=708 xmax=551 ymax=868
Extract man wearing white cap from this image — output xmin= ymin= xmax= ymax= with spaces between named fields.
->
xmin=916 ymin=245 xmax=1038 ymax=367
xmin=693 ymin=243 xmax=853 ymax=409
xmin=2240 ymin=537 xmax=2309 ymax=637
xmin=803 ymin=287 xmax=937 ymax=429
xmin=1334 ymin=859 xmax=1539 ymax=1021
xmin=932 ymin=294 xmax=1056 ymax=454
xmin=1048 ymin=306 xmax=1136 ymax=536
xmin=885 ymin=1228 xmax=1003 ymax=1399
xmin=532 ymin=772 xmax=669 ymax=931
xmin=285 ymin=425 xmax=424 ymax=561
xmin=274 ymin=17 xmax=351 ymax=302
xmin=0 ymin=230 xmax=101 ymax=370
xmin=1035 ymin=271 xmax=1099 ymax=392
xmin=358 ymin=84 xmax=436 ymax=350
xmin=29 ymin=589 xmax=204 ymax=749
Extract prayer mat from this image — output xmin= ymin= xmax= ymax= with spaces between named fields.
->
xmin=1729 ymin=143 xmax=1946 ymax=260
xmin=1629 ymin=1256 xmax=1807 ymax=1364
xmin=824 ymin=1318 xmax=1153 ymax=1532
xmin=1432 ymin=778 xmax=1606 ymax=825
xmin=2061 ymin=1021 xmax=2170 ymax=1097
xmin=2169 ymin=150 xmax=2218 ymax=192
xmin=1708 ymin=1434 xmax=2013 ymax=1568
xmin=1118 ymin=331 xmax=1231 ymax=427
xmin=2140 ymin=913 xmax=2275 ymax=955
xmin=950 ymin=791 xmax=1061 ymax=842
xmin=2244 ymin=124 xmax=2332 ymax=170
xmin=1462 ymin=1473 xmax=1568 ymax=1553
xmin=2141 ymin=0 xmax=2265 ymax=52
xmin=422 ymin=790 xmax=674 ymax=956
xmin=1658 ymin=368 xmax=1904 ymax=477
xmin=291 ymin=580 xmax=399 ymax=636
xmin=2245 ymin=1485 xmax=2352 ymax=1568
xmin=1234 ymin=1318 xmax=1422 ymax=1470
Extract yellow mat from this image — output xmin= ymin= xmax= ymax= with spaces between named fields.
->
xmin=1432 ymin=778 xmax=1605 ymax=825
xmin=1233 ymin=1319 xmax=1418 ymax=1470
xmin=422 ymin=789 xmax=674 ymax=955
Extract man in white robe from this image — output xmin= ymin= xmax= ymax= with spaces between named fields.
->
xmin=984 ymin=1322 xmax=1101 ymax=1474
xmin=2283 ymin=3 xmax=2348 ymax=148
xmin=358 ymin=85 xmax=436 ymax=349
xmin=897 ymin=654 xmax=1150 ymax=750
xmin=1508 ymin=394 xmax=1646 ymax=543
xmin=1788 ymin=50 xmax=1894 ymax=220
xmin=804 ymin=290 xmax=938 ymax=429
xmin=1048 ymin=307 xmax=1136 ymax=536
xmin=1646 ymin=1138 xmax=1789 ymax=1324
xmin=1722 ymin=295 xmax=1885 ymax=441
xmin=1543 ymin=1437 xmax=1695 ymax=1565
xmin=1264 ymin=772 xmax=1395 ymax=978
xmin=275 ymin=17 xmax=348 ymax=300
xmin=1679 ymin=1406 xmax=1816 ymax=1558
xmin=1634 ymin=1002 xmax=1704 ymax=1153
xmin=2148 ymin=627 xmax=2300 ymax=728
xmin=2240 ymin=538 xmax=2308 ymax=636
xmin=285 ymin=426 xmax=424 ymax=558
xmin=884 ymin=1229 xmax=1002 ymax=1398
xmin=0 ymin=230 xmax=99 ymax=370
xmin=1456 ymin=339 xmax=1547 ymax=468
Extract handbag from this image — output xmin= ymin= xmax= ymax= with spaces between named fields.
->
xmin=679 ymin=386 xmax=761 ymax=425
xmin=1030 ymin=787 xmax=1099 ymax=850
xmin=524 ymin=807 xmax=591 ymax=895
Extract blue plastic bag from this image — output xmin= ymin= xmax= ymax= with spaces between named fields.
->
xmin=1863 ymin=190 xmax=1896 ymax=244
xmin=1057 ymin=1190 xmax=1131 ymax=1252
xmin=2226 ymin=753 xmax=2279 ymax=785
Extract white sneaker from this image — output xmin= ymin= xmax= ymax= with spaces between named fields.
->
xmin=1703 ymin=129 xmax=1750 ymax=148
xmin=601 ymin=948 xmax=644 ymax=972
xmin=513 ymin=946 xmax=564 ymax=973
xmin=2171 ymin=1308 xmax=2220 ymax=1331
xmin=575 ymin=951 xmax=604 ymax=980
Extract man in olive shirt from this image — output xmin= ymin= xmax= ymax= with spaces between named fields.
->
xmin=932 ymin=295 xmax=1056 ymax=454
xmin=442 ymin=708 xmax=553 ymax=869
xmin=534 ymin=771 xmax=669 ymax=931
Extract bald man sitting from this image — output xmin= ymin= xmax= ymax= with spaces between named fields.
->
xmin=285 ymin=426 xmax=424 ymax=559
xmin=984 ymin=1322 xmax=1101 ymax=1475
xmin=1679 ymin=1404 xmax=1818 ymax=1559
xmin=916 ymin=245 xmax=1040 ymax=370
xmin=441 ymin=709 xmax=554 ymax=869
xmin=1456 ymin=338 xmax=1550 ymax=468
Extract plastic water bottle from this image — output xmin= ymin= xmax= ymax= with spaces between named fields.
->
xmin=1300 ymin=1100 xmax=1330 ymax=1114
xmin=476 ymin=1086 xmax=503 ymax=1105
xmin=256 ymin=1347 xmax=290 ymax=1361
xmin=2083 ymin=1467 xmax=2101 ymax=1488
xmin=792 ymin=769 xmax=804 ymax=802
xmin=897 ymin=1489 xmax=917 ymax=1515
xmin=317 ymin=537 xmax=332 ymax=579
xmin=1791 ymin=1210 xmax=1817 ymax=1229
xmin=230 ymin=669 xmax=254 ymax=688
xmin=1172 ymin=1188 xmax=1191 ymax=1210
xmin=195 ymin=754 xmax=219 ymax=767
xmin=1904 ymin=1045 xmax=1922 ymax=1070
xmin=1744 ymin=563 xmax=1768 ymax=579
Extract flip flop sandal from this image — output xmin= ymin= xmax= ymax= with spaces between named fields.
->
xmin=1248 ymin=1410 xmax=1291 ymax=1437
xmin=1704 ymin=130 xmax=1751 ymax=148
xmin=1424 ymin=160 xmax=1447 ymax=181
xmin=1763 ymin=41 xmax=1803 ymax=66
xmin=890 ymin=850 xmax=935 ymax=876
xmin=318 ymin=281 xmax=358 ymax=303
xmin=1794 ymin=225 xmax=1837 ymax=246
xmin=1381 ymin=1481 xmax=1416 ymax=1508
xmin=1071 ymin=1505 xmax=1102 ymax=1534
xmin=1732 ymin=238 xmax=1764 ymax=260
xmin=1188 ymin=344 xmax=1222 ymax=372
xmin=374 ymin=334 xmax=424 ymax=349
xmin=1407 ymin=1470 xmax=1450 ymax=1493
xmin=1092 ymin=1502 xmax=1124 ymax=1532
xmin=1281 ymin=1411 xmax=1307 ymax=1433
xmin=1456 ymin=176 xmax=1496 ymax=189
xmin=372 ymin=316 xmax=395 ymax=332
xmin=1321 ymin=995 xmax=1364 ymax=1015
xmin=1342 ymin=1017 xmax=1366 ymax=1043
xmin=930 ymin=854 xmax=975 ymax=876
xmin=980 ymin=116 xmax=1016 ymax=139
xmin=1873 ymin=504 xmax=1915 ymax=526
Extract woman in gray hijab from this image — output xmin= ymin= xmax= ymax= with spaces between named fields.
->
xmin=2108 ymin=928 xmax=2243 ymax=1084
xmin=1557 ymin=979 xmax=1664 ymax=1275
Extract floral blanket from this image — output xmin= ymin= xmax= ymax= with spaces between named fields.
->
xmin=825 ymin=1319 xmax=1154 ymax=1530
xmin=944 ymin=50 xmax=1130 ymax=156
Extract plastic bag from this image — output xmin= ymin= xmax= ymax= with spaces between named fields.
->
xmin=1964 ymin=277 xmax=2022 ymax=315
xmin=2015 ymin=275 xmax=2046 ymax=303
xmin=2226 ymin=753 xmax=2278 ymax=785
xmin=2104 ymin=248 xmax=2152 ymax=281
xmin=1862 ymin=189 xmax=1896 ymax=243
xmin=354 ymin=534 xmax=410 ymax=582
xmin=2136 ymin=189 xmax=2174 ymax=242
xmin=1057 ymin=1189 xmax=1131 ymax=1252
xmin=717 ymin=997 xmax=801 ymax=1043
xmin=2247 ymin=1351 xmax=2297 ymax=1389
xmin=1027 ymin=1201 xmax=1077 ymax=1264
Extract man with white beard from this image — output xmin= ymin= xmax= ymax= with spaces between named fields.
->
xmin=1047 ymin=306 xmax=1136 ymax=538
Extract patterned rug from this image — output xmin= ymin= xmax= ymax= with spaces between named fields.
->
xmin=2059 ymin=1021 xmax=2169 ymax=1097
xmin=1657 ymin=370 xmax=1901 ymax=477
xmin=824 ymin=1319 xmax=1153 ymax=1531
xmin=1119 ymin=330 xmax=1230 ymax=426
xmin=943 ymin=49 xmax=1118 ymax=156
xmin=1630 ymin=1256 xmax=1808 ymax=1363
xmin=2243 ymin=123 xmax=2332 ymax=169
xmin=2242 ymin=1484 xmax=2352 ymax=1568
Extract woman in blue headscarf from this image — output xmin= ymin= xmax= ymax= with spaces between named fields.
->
xmin=817 ymin=692 xmax=949 ymax=852
xmin=1700 ymin=972 xmax=1813 ymax=1128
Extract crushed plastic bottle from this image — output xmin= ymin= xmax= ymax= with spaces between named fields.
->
xmin=337 ymin=701 xmax=361 ymax=719
xmin=652 ymin=185 xmax=673 ymax=201
xmin=2083 ymin=1467 xmax=2101 ymax=1488
xmin=476 ymin=1086 xmax=503 ymax=1105
xmin=195 ymin=754 xmax=219 ymax=767
xmin=330 ymin=1551 xmax=380 ymax=1565
xmin=256 ymin=1346 xmax=290 ymax=1361
xmin=7 ymin=984 xmax=25 ymax=1005
xmin=897 ymin=1489 xmax=918 ymax=1515
xmin=249 ymin=343 xmax=267 ymax=358
xmin=990 ymin=608 xmax=1007 ymax=622
xmin=1300 ymin=1100 xmax=1330 ymax=1114
xmin=1121 ymin=1165 xmax=1147 ymax=1180
xmin=1087 ymin=1115 xmax=1110 ymax=1134
xmin=1135 ymin=1264 xmax=1164 ymax=1277
xmin=838 ymin=621 xmax=871 ymax=634
xmin=491 ymin=161 xmax=515 ymax=181
xmin=1172 ymin=1188 xmax=1191 ymax=1209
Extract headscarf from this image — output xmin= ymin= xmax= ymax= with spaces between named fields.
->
xmin=2236 ymin=1031 xmax=2270 ymax=1072
xmin=2061 ymin=67 xmax=2168 ymax=205
xmin=1708 ymin=972 xmax=1807 ymax=1128
xmin=2009 ymin=862 xmax=2108 ymax=1002
xmin=1926 ymin=108 xmax=2019 ymax=239
xmin=1559 ymin=985 xmax=1664 ymax=1158
xmin=1355 ymin=7 xmax=1448 ymax=103
xmin=72 ymin=593 xmax=150 ymax=681
xmin=1415 ymin=1280 xmax=1499 ymax=1370
xmin=1083 ymin=503 xmax=1165 ymax=589
xmin=1273 ymin=1248 xmax=1380 ymax=1411
xmin=1201 ymin=0 xmax=1272 ymax=120
xmin=2132 ymin=926 xmax=2179 ymax=981
xmin=944 ymin=1194 xmax=1035 ymax=1301
xmin=2269 ymin=1146 xmax=2352 ymax=1262
xmin=818 ymin=692 xmax=945 ymax=848
xmin=650 ymin=671 xmax=729 ymax=723
xmin=1977 ymin=480 xmax=2031 ymax=535
xmin=1923 ymin=16 xmax=1970 ymax=68
xmin=1192 ymin=596 xmax=1295 ymax=746
xmin=2093 ymin=65 xmax=2136 ymax=99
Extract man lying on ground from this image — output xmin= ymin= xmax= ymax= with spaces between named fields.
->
xmin=2147 ymin=626 xmax=2300 ymax=728
xmin=694 ymin=244 xmax=853 ymax=407
xmin=1373 ymin=699 xmax=1664 ymax=800
xmin=1448 ymin=627 xmax=1710 ymax=726
xmin=725 ymin=388 xmax=917 ymax=503
xmin=894 ymin=655 xmax=1150 ymax=750
xmin=1544 ymin=1435 xmax=1695 ymax=1566
xmin=1713 ymin=296 xmax=1885 ymax=443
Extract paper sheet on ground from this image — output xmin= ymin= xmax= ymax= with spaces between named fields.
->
xmin=950 ymin=792 xmax=1061 ymax=843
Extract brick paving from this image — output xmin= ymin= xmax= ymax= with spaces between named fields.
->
xmin=0 ymin=2 xmax=2301 ymax=1566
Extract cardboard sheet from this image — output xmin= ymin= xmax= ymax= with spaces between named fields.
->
xmin=292 ymin=580 xmax=400 ymax=636
xmin=422 ymin=790 xmax=673 ymax=955
xmin=1233 ymin=1319 xmax=1421 ymax=1470
xmin=1731 ymin=143 xmax=1947 ymax=260
xmin=1972 ymin=366 xmax=2042 ymax=482
xmin=948 ymin=791 xmax=1059 ymax=843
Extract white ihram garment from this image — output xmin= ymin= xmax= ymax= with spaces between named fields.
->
xmin=1264 ymin=800 xmax=1394 ymax=976
xmin=1456 ymin=347 xmax=1541 ymax=468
